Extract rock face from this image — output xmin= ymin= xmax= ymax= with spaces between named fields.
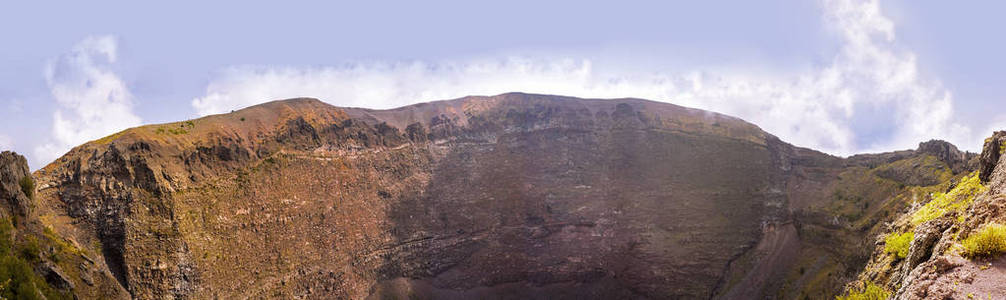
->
xmin=0 ymin=151 xmax=128 ymax=299
xmin=916 ymin=139 xmax=972 ymax=173
xmin=841 ymin=131 xmax=1006 ymax=300
xmin=25 ymin=93 xmax=978 ymax=299
xmin=980 ymin=131 xmax=1006 ymax=196
xmin=0 ymin=151 xmax=33 ymax=219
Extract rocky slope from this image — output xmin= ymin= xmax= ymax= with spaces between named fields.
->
xmin=1 ymin=92 xmax=984 ymax=299
xmin=747 ymin=139 xmax=976 ymax=299
xmin=0 ymin=151 xmax=127 ymax=299
xmin=840 ymin=132 xmax=1006 ymax=300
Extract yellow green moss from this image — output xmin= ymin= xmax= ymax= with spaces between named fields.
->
xmin=962 ymin=223 xmax=1006 ymax=258
xmin=911 ymin=172 xmax=986 ymax=226
xmin=885 ymin=231 xmax=913 ymax=259
xmin=42 ymin=226 xmax=82 ymax=258
xmin=92 ymin=130 xmax=129 ymax=145
xmin=836 ymin=281 xmax=890 ymax=300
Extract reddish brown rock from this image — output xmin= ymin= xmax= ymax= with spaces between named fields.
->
xmin=28 ymin=93 xmax=969 ymax=299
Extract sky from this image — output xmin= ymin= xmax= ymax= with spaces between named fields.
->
xmin=1 ymin=0 xmax=1004 ymax=169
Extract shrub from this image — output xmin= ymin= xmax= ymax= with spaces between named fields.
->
xmin=885 ymin=231 xmax=913 ymax=259
xmin=911 ymin=172 xmax=986 ymax=225
xmin=17 ymin=236 xmax=39 ymax=263
xmin=0 ymin=219 xmax=12 ymax=256
xmin=18 ymin=176 xmax=34 ymax=200
xmin=0 ymin=218 xmax=67 ymax=299
xmin=962 ymin=223 xmax=1006 ymax=258
xmin=0 ymin=255 xmax=42 ymax=300
xmin=836 ymin=281 xmax=889 ymax=300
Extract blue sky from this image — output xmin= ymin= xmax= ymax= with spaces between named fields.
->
xmin=1 ymin=0 xmax=1004 ymax=169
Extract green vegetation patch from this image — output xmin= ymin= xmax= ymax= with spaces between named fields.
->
xmin=911 ymin=172 xmax=986 ymax=226
xmin=92 ymin=130 xmax=128 ymax=145
xmin=873 ymin=155 xmax=952 ymax=187
xmin=156 ymin=120 xmax=196 ymax=135
xmin=18 ymin=176 xmax=34 ymax=200
xmin=0 ymin=218 xmax=69 ymax=300
xmin=0 ymin=220 xmax=12 ymax=252
xmin=884 ymin=231 xmax=913 ymax=259
xmin=836 ymin=281 xmax=890 ymax=300
xmin=962 ymin=223 xmax=1006 ymax=258
xmin=42 ymin=227 xmax=81 ymax=264
xmin=17 ymin=236 xmax=40 ymax=263
xmin=820 ymin=166 xmax=902 ymax=229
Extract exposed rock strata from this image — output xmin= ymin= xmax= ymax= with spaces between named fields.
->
xmin=23 ymin=93 xmax=981 ymax=299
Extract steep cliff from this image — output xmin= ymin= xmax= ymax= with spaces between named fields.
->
xmin=18 ymin=93 xmax=983 ymax=299
xmin=0 ymin=151 xmax=127 ymax=299
xmin=743 ymin=139 xmax=975 ymax=299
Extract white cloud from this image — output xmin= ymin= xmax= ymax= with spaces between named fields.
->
xmin=191 ymin=59 xmax=599 ymax=115
xmin=191 ymin=0 xmax=981 ymax=156
xmin=34 ymin=35 xmax=142 ymax=164
xmin=665 ymin=0 xmax=973 ymax=154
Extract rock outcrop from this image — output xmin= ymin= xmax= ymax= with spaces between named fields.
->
xmin=0 ymin=151 xmax=33 ymax=220
xmin=0 ymin=151 xmax=128 ymax=299
xmin=842 ymin=131 xmax=1006 ymax=300
xmin=917 ymin=139 xmax=973 ymax=173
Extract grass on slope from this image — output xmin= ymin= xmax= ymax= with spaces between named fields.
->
xmin=784 ymin=155 xmax=954 ymax=299
xmin=0 ymin=218 xmax=69 ymax=300
xmin=835 ymin=281 xmax=889 ymax=300
xmin=911 ymin=172 xmax=986 ymax=226
xmin=18 ymin=176 xmax=34 ymax=201
xmin=962 ymin=223 xmax=1006 ymax=258
xmin=884 ymin=231 xmax=913 ymax=259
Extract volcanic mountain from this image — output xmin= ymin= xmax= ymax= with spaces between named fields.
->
xmin=0 ymin=93 xmax=989 ymax=299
